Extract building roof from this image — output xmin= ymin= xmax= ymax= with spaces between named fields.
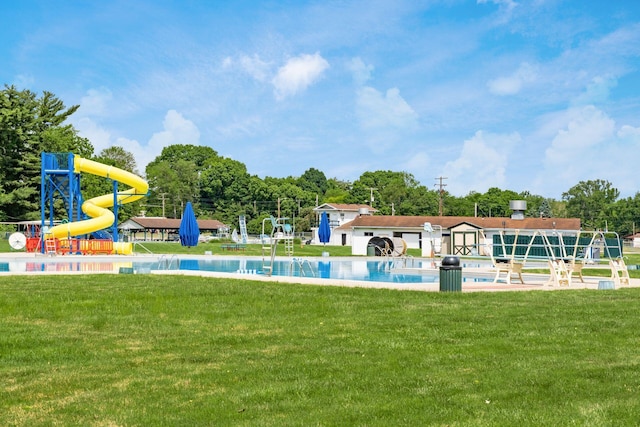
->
xmin=120 ymin=217 xmax=227 ymax=231
xmin=336 ymin=215 xmax=581 ymax=231
xmin=313 ymin=203 xmax=378 ymax=213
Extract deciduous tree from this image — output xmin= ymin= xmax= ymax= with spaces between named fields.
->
xmin=562 ymin=179 xmax=619 ymax=230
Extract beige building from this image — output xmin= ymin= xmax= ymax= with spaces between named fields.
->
xmin=336 ymin=214 xmax=581 ymax=257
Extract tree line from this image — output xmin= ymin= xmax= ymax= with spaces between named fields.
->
xmin=2 ymin=85 xmax=639 ymax=236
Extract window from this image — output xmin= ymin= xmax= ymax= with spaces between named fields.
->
xmin=364 ymin=232 xmax=373 ymax=236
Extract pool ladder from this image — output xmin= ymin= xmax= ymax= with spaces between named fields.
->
xmin=291 ymin=258 xmax=316 ymax=277
xmin=157 ymin=254 xmax=178 ymax=270
xmin=379 ymin=255 xmax=415 ymax=272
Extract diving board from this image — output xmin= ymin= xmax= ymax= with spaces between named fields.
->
xmin=482 ymin=229 xmax=626 ymax=287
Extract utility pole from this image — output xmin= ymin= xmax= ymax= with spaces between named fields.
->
xmin=160 ymin=193 xmax=167 ymax=218
xmin=434 ymin=177 xmax=447 ymax=216
xmin=367 ymin=187 xmax=377 ymax=207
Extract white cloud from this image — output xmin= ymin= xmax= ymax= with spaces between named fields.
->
xmin=443 ymin=130 xmax=521 ymax=195
xmin=272 ymin=52 xmax=330 ymax=100
xmin=570 ymin=76 xmax=617 ymax=106
xmin=216 ymin=115 xmax=264 ymax=138
xmin=534 ymin=105 xmax=640 ymax=197
xmin=350 ymin=57 xmax=419 ymax=153
xmin=77 ymin=110 xmax=201 ymax=174
xmin=119 ymin=110 xmax=201 ymax=174
xmin=618 ymin=125 xmax=640 ymax=140
xmin=356 ymin=87 xmax=418 ymax=130
xmin=74 ymin=117 xmax=112 ymax=153
xmin=148 ymin=109 xmax=200 ymax=154
xmin=544 ymin=106 xmax=614 ymax=163
xmin=477 ymin=0 xmax=517 ymax=8
xmin=72 ymin=88 xmax=117 ymax=154
xmin=347 ymin=57 xmax=374 ymax=86
xmin=403 ymin=151 xmax=430 ymax=175
xmin=487 ymin=62 xmax=537 ymax=96
xmin=237 ymin=54 xmax=271 ymax=82
xmin=78 ymin=87 xmax=113 ymax=116
xmin=222 ymin=54 xmax=271 ymax=82
xmin=590 ymin=23 xmax=640 ymax=57
xmin=114 ymin=137 xmax=145 ymax=174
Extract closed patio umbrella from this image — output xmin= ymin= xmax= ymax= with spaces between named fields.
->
xmin=178 ymin=202 xmax=200 ymax=247
xmin=318 ymin=211 xmax=331 ymax=245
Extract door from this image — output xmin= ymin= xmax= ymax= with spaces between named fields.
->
xmin=452 ymin=231 xmax=478 ymax=256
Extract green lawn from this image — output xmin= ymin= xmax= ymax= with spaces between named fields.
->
xmin=1 ymin=274 xmax=640 ymax=426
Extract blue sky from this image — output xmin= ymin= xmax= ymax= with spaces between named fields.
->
xmin=2 ymin=0 xmax=640 ymax=199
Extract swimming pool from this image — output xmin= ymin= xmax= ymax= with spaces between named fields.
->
xmin=0 ymin=256 xmax=496 ymax=284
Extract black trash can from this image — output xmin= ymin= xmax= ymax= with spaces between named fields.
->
xmin=439 ymin=256 xmax=462 ymax=292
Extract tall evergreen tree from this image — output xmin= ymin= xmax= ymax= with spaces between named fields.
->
xmin=0 ymin=86 xmax=80 ymax=220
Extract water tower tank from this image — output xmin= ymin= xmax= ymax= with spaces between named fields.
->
xmin=359 ymin=208 xmax=370 ymax=216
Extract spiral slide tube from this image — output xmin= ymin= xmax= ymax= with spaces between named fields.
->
xmin=44 ymin=156 xmax=149 ymax=254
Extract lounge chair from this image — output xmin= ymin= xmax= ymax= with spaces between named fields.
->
xmin=547 ymin=259 xmax=570 ymax=286
xmin=567 ymin=258 xmax=585 ymax=283
xmin=493 ymin=258 xmax=525 ymax=284
xmin=610 ymin=258 xmax=630 ymax=287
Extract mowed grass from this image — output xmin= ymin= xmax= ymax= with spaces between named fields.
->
xmin=1 ymin=275 xmax=640 ymax=426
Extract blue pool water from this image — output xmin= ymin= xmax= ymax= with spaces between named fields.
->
xmin=0 ymin=258 xmax=494 ymax=284
xmin=169 ymin=258 xmax=438 ymax=283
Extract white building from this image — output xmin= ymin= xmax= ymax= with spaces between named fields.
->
xmin=624 ymin=233 xmax=640 ymax=248
xmin=312 ymin=203 xmax=377 ymax=246
xmin=342 ymin=215 xmax=582 ymax=256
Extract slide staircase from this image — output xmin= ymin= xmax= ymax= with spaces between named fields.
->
xmin=44 ymin=238 xmax=57 ymax=256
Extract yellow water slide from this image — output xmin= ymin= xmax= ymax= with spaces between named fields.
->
xmin=44 ymin=155 xmax=149 ymax=254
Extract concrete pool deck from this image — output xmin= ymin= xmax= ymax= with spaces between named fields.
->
xmin=1 ymin=252 xmax=639 ymax=293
